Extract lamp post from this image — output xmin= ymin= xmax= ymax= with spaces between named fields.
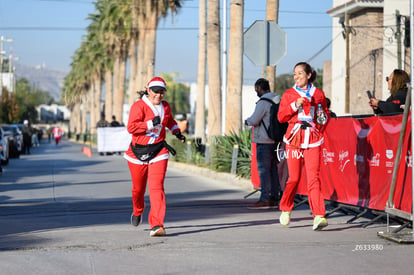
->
xmin=0 ymin=36 xmax=14 ymax=94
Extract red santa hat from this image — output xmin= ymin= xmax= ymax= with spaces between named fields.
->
xmin=147 ymin=76 xmax=167 ymax=91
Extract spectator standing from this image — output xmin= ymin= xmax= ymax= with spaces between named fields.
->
xmin=124 ymin=76 xmax=186 ymax=237
xmin=326 ymin=98 xmax=337 ymax=118
xmin=31 ymin=127 xmax=40 ymax=147
xmin=21 ymin=120 xmax=32 ymax=154
xmin=369 ymin=69 xmax=409 ymax=114
xmin=96 ymin=115 xmax=109 ymax=128
xmin=110 ymin=115 xmax=121 ymax=127
xmin=245 ymin=78 xmax=281 ymax=209
xmin=277 ymin=62 xmax=330 ymax=231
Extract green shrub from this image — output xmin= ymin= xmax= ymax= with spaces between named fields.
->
xmin=210 ymin=130 xmax=252 ymax=179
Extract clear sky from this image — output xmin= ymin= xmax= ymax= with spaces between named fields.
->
xmin=0 ymin=0 xmax=334 ymax=84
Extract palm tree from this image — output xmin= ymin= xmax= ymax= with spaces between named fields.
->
xmin=266 ymin=0 xmax=279 ymax=92
xmin=195 ymin=0 xmax=207 ymax=143
xmin=136 ymin=1 xmax=182 ymax=94
xmin=207 ymin=0 xmax=222 ymax=139
xmin=225 ymin=0 xmax=244 ymax=135
xmin=111 ymin=1 xmax=132 ymax=125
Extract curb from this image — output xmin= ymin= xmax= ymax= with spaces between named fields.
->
xmin=167 ymin=161 xmax=254 ymax=192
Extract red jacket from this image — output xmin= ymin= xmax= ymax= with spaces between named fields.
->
xmin=278 ymin=85 xmax=330 ymax=149
xmin=124 ymin=95 xmax=179 ymax=164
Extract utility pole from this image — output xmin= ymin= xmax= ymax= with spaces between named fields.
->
xmin=370 ymin=49 xmax=380 ymax=97
xmin=396 ymin=10 xmax=402 ymax=69
xmin=221 ymin=0 xmax=227 ymax=135
xmin=345 ymin=12 xmax=350 ymax=113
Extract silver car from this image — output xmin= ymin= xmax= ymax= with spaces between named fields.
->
xmin=2 ymin=124 xmax=22 ymax=158
xmin=0 ymin=127 xmax=10 ymax=165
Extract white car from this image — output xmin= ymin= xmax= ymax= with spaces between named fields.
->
xmin=0 ymin=127 xmax=10 ymax=165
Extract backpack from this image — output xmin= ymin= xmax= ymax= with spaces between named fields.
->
xmin=259 ymin=97 xmax=288 ymax=142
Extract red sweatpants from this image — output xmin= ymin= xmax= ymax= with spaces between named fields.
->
xmin=279 ymin=145 xmax=325 ymax=217
xmin=127 ymin=159 xmax=168 ymax=228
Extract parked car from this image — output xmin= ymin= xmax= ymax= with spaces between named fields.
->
xmin=0 ymin=127 xmax=10 ymax=165
xmin=1 ymin=124 xmax=22 ymax=158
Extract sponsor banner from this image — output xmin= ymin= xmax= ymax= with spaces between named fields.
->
xmin=251 ymin=114 xmax=412 ymax=214
xmin=97 ymin=127 xmax=131 ymax=153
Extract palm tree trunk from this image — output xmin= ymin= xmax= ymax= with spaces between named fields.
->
xmin=195 ymin=0 xmax=207 ymax=142
xmin=207 ymin=0 xmax=222 ymax=139
xmin=112 ymin=55 xmax=122 ymax=124
xmin=143 ymin=8 xmax=158 ymax=80
xmin=104 ymin=67 xmax=113 ymax=119
xmin=113 ymin=54 xmax=127 ymax=124
xmin=128 ymin=38 xmax=139 ymax=106
xmin=72 ymin=101 xmax=81 ymax=136
xmin=225 ymin=0 xmax=244 ymax=135
xmin=135 ymin=12 xmax=146 ymax=96
xmin=266 ymin=0 xmax=279 ymax=92
xmin=92 ymin=75 xmax=102 ymax=135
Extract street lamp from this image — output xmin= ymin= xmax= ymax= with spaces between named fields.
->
xmin=0 ymin=36 xmax=14 ymax=94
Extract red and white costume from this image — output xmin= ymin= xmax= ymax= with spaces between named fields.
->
xmin=277 ymin=84 xmax=330 ymax=216
xmin=52 ymin=127 xmax=63 ymax=145
xmin=124 ymin=93 xmax=180 ymax=229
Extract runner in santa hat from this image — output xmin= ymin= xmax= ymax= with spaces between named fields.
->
xmin=124 ymin=76 xmax=186 ymax=237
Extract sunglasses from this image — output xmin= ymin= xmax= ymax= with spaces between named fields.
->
xmin=385 ymin=76 xmax=390 ymax=82
xmin=150 ymin=89 xmax=166 ymax=94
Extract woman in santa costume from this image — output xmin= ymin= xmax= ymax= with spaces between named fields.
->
xmin=277 ymin=62 xmax=330 ymax=231
xmin=124 ymin=76 xmax=186 ymax=237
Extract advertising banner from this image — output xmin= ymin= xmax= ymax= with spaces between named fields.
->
xmin=251 ymin=114 xmax=412 ymax=215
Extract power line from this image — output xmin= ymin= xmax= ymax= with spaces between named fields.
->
xmin=306 ymin=32 xmax=341 ymax=63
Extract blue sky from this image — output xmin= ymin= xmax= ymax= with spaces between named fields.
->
xmin=0 ymin=0 xmax=333 ymax=84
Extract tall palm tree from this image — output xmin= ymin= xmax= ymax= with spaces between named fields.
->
xmin=136 ymin=0 xmax=182 ymax=93
xmin=225 ymin=0 xmax=244 ymax=135
xmin=266 ymin=0 xmax=279 ymax=91
xmin=195 ymin=0 xmax=207 ymax=143
xmin=128 ymin=1 xmax=140 ymax=106
xmin=111 ymin=1 xmax=132 ymax=124
xmin=207 ymin=0 xmax=222 ymax=139
xmin=94 ymin=0 xmax=116 ymax=121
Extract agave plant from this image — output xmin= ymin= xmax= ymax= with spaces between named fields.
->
xmin=210 ymin=130 xmax=252 ymax=179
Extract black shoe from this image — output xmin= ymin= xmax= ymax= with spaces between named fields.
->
xmin=130 ymin=213 xmax=141 ymax=227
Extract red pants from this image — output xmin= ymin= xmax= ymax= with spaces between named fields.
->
xmin=279 ymin=145 xmax=325 ymax=217
xmin=127 ymin=159 xmax=168 ymax=228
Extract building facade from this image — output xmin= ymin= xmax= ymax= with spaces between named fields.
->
xmin=326 ymin=0 xmax=410 ymax=116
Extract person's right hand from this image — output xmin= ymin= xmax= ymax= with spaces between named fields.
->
xmin=152 ymin=116 xmax=161 ymax=126
xmin=369 ymin=98 xmax=379 ymax=109
xmin=296 ymin=97 xmax=306 ymax=109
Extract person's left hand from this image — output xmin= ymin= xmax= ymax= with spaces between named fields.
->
xmin=175 ymin=131 xmax=186 ymax=143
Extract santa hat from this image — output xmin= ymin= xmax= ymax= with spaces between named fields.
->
xmin=147 ymin=76 xmax=167 ymax=91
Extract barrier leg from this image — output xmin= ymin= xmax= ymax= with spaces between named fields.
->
xmin=244 ymin=188 xmax=260 ymax=199
xmin=294 ymin=195 xmax=309 ymax=209
xmin=362 ymin=212 xmax=387 ymax=228
xmin=347 ymin=208 xmax=369 ymax=224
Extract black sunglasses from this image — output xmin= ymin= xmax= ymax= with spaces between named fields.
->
xmin=385 ymin=76 xmax=390 ymax=82
xmin=152 ymin=90 xmax=165 ymax=94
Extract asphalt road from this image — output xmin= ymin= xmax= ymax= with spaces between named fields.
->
xmin=0 ymin=138 xmax=413 ymax=275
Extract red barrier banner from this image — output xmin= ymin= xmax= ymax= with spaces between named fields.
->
xmin=251 ymin=114 xmax=412 ymax=215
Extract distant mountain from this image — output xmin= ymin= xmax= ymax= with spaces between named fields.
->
xmin=15 ymin=63 xmax=67 ymax=101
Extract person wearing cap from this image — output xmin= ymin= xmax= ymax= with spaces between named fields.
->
xmin=124 ymin=76 xmax=186 ymax=237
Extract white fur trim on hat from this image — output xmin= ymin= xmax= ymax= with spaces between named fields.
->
xmin=147 ymin=77 xmax=166 ymax=89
